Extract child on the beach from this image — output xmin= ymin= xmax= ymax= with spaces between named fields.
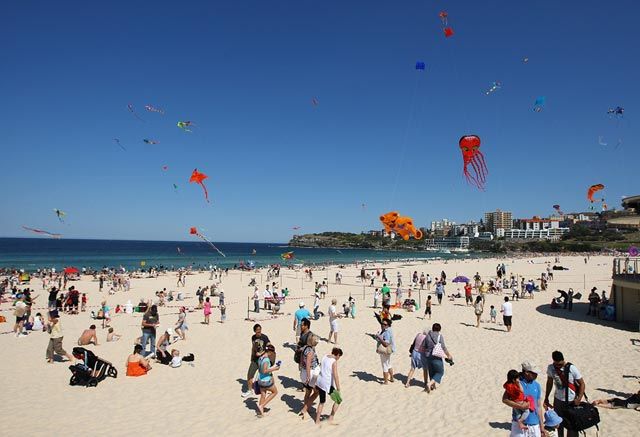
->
xmin=543 ymin=410 xmax=563 ymax=437
xmin=106 ymin=327 xmax=121 ymax=342
xmin=81 ymin=293 xmax=87 ymax=312
xmin=348 ymin=295 xmax=356 ymax=318
xmin=203 ymin=297 xmax=212 ymax=324
xmin=503 ymin=370 xmax=535 ymax=430
xmin=489 ymin=305 xmax=497 ymax=323
xmin=220 ymin=304 xmax=226 ymax=323
xmin=373 ymin=288 xmax=381 ymax=308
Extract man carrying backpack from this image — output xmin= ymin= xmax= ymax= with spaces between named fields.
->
xmin=544 ymin=351 xmax=586 ymax=437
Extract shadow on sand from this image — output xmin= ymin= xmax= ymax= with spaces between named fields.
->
xmin=278 ymin=375 xmax=301 ymax=390
xmin=535 ymin=302 xmax=636 ymax=332
xmin=351 ymin=370 xmax=381 ymax=384
xmin=488 ymin=421 xmax=512 ymax=430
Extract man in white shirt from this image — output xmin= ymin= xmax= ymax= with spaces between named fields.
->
xmin=263 ymin=285 xmax=272 ymax=310
xmin=253 ymin=286 xmax=260 ymax=313
xmin=544 ymin=351 xmax=586 ymax=437
xmin=500 ymin=296 xmax=513 ymax=332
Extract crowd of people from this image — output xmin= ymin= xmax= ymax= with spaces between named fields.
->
xmin=0 ymin=256 xmax=632 ymax=434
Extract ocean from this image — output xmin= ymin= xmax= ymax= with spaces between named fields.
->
xmin=0 ymin=238 xmax=473 ymax=271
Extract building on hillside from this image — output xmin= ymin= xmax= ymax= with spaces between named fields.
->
xmin=504 ymin=228 xmax=569 ymax=240
xmin=430 ymin=218 xmax=455 ymax=237
xmin=424 ymin=236 xmax=470 ymax=249
xmin=484 ymin=210 xmax=512 ymax=235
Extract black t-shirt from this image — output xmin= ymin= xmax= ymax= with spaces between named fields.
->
xmin=142 ymin=313 xmax=158 ymax=334
xmin=48 ymin=290 xmax=58 ymax=302
xmin=298 ymin=330 xmax=313 ymax=348
xmin=250 ymin=334 xmax=270 ymax=362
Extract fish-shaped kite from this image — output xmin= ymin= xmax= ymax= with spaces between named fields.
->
xmin=22 ymin=226 xmax=62 ymax=238
xmin=177 ymin=121 xmax=194 ymax=132
xmin=190 ymin=227 xmax=225 ymax=257
xmin=144 ymin=104 xmax=164 ymax=114
xmin=53 ymin=209 xmax=66 ymax=223
xmin=127 ymin=104 xmax=144 ymax=122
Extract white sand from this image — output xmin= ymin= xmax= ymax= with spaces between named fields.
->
xmin=1 ymin=255 xmax=637 ymax=436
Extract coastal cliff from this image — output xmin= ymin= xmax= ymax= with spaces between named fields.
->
xmin=289 ymin=232 xmax=425 ymax=251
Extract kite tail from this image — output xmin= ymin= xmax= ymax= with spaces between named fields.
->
xmin=201 ymin=183 xmax=210 ymax=203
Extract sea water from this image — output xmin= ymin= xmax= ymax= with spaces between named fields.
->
xmin=0 ymin=238 xmax=476 ymax=271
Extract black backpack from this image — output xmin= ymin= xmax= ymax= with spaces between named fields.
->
xmin=560 ymin=363 xmax=600 ymax=433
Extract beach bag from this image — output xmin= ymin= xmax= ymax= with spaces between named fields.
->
xmin=560 ymin=363 xmax=600 ymax=433
xmin=431 ymin=334 xmax=447 ymax=359
xmin=377 ymin=344 xmax=393 ymax=355
xmin=330 ymin=389 xmax=343 ymax=405
xmin=562 ymin=402 xmax=600 ymax=432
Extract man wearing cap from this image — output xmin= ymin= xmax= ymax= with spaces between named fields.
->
xmin=293 ymin=301 xmax=312 ymax=342
xmin=503 ymin=361 xmax=547 ymax=437
xmin=544 ymin=351 xmax=585 ymax=437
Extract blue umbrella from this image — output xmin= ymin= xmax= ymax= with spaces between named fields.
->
xmin=452 ymin=276 xmax=470 ymax=283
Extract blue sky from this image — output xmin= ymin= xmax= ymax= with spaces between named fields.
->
xmin=1 ymin=1 xmax=638 ymax=242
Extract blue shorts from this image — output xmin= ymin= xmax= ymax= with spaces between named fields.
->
xmin=410 ymin=350 xmax=425 ymax=369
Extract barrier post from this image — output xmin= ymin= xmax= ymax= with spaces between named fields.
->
xmin=247 ymin=296 xmax=250 ymax=320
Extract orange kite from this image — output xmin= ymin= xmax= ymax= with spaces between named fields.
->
xmin=189 ymin=169 xmax=210 ymax=203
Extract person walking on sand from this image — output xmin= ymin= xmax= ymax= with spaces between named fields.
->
xmin=294 ymin=302 xmax=312 ymax=342
xmin=314 ymin=347 xmax=343 ymax=425
xmin=543 ymin=351 xmax=586 ymax=437
xmin=174 ymin=306 xmax=188 ymax=341
xmin=473 ymin=295 xmax=484 ymax=328
xmin=502 ymin=361 xmax=547 ymax=437
xmin=298 ymin=334 xmax=321 ymax=420
xmin=435 ymin=281 xmax=445 ymax=305
xmin=253 ymin=286 xmax=260 ymax=314
xmin=45 ymin=311 xmax=74 ymax=363
xmin=242 ymin=324 xmax=271 ymax=398
xmin=501 ymin=296 xmax=513 ymax=332
xmin=406 ymin=329 xmax=430 ymax=391
xmin=203 ymin=297 xmax=212 ymax=324
xmin=376 ymin=318 xmax=396 ymax=384
xmin=423 ymin=295 xmax=433 ymax=320
xmin=423 ymin=323 xmax=453 ymax=391
xmin=256 ymin=344 xmax=280 ymax=418
xmin=328 ymin=299 xmax=340 ymax=345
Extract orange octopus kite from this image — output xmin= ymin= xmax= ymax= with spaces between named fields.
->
xmin=189 ymin=168 xmax=210 ymax=203
xmin=379 ymin=211 xmax=423 ymax=240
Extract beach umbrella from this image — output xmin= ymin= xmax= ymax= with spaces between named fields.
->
xmin=63 ymin=267 xmax=79 ymax=274
xmin=629 ymin=246 xmax=639 ymax=257
xmin=452 ymin=276 xmax=470 ymax=283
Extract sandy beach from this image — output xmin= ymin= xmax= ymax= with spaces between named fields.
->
xmin=1 ymin=255 xmax=637 ymax=436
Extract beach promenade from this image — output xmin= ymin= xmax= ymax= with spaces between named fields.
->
xmin=1 ymin=255 xmax=637 ymax=436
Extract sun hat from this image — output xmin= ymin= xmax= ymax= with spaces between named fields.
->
xmin=299 ymin=301 xmax=305 ymax=307
xmin=521 ymin=360 xmax=541 ymax=374
xmin=544 ymin=410 xmax=563 ymax=427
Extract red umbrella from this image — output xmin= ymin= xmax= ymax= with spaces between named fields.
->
xmin=64 ymin=267 xmax=79 ymax=275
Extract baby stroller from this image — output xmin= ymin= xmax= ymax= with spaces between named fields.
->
xmin=68 ymin=347 xmax=118 ymax=387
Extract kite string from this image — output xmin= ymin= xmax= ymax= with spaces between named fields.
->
xmin=389 ymin=72 xmax=421 ymax=208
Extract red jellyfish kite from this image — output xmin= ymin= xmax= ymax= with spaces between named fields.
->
xmin=459 ymin=135 xmax=488 ymax=190
xmin=189 ymin=227 xmax=225 ymax=257
xmin=189 ymin=169 xmax=210 ymax=203
xmin=587 ymin=184 xmax=605 ymax=203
